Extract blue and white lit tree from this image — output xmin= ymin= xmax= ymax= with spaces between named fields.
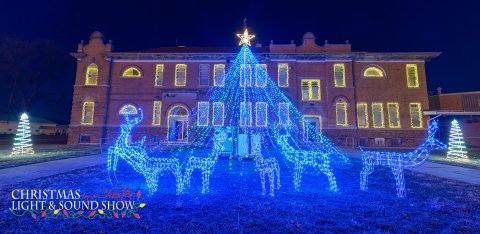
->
xmin=446 ymin=119 xmax=468 ymax=161
xmin=11 ymin=113 xmax=35 ymax=156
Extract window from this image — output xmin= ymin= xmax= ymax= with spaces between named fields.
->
xmin=152 ymin=101 xmax=162 ymax=126
xmin=387 ymin=102 xmax=401 ymax=128
xmin=81 ymin=101 xmax=94 ymax=125
xmin=79 ymin=135 xmax=91 ymax=143
xmin=375 ymin=138 xmax=385 ymax=146
xmin=278 ymin=63 xmax=289 ymax=87
xmin=155 ymin=64 xmax=164 ymax=86
xmin=212 ymin=102 xmax=224 ymax=126
xmin=406 ymin=64 xmax=419 ymax=88
xmin=199 ymin=64 xmax=210 ymax=86
xmin=85 ymin=63 xmax=98 ymax=85
xmin=278 ymin=102 xmax=290 ymax=125
xmin=175 ymin=64 xmax=187 ymax=86
xmin=197 ymin=102 xmax=209 ymax=126
xmin=334 ymin=63 xmax=346 ymax=87
xmin=256 ymin=102 xmax=268 ymax=127
xmin=371 ymin=103 xmax=385 ymax=128
xmin=357 ymin=102 xmax=369 ymax=128
xmin=336 ymin=100 xmax=348 ymax=126
xmin=409 ymin=103 xmax=423 ymax=128
xmin=213 ymin=64 xmax=225 ymax=87
xmin=119 ymin=104 xmax=138 ymax=115
xmin=255 ymin=64 xmax=267 ymax=87
xmin=363 ymin=66 xmax=385 ymax=77
xmin=122 ymin=67 xmax=142 ymax=78
xmin=240 ymin=102 xmax=252 ymax=126
xmin=240 ymin=64 xmax=252 ymax=87
xmin=301 ymin=79 xmax=321 ymax=101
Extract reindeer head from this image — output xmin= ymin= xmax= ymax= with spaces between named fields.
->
xmin=425 ymin=120 xmax=447 ymax=150
xmin=119 ymin=108 xmax=144 ymax=139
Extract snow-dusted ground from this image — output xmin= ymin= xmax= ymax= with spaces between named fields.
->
xmin=0 ymin=154 xmax=479 ymax=233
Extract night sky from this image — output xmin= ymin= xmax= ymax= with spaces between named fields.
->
xmin=1 ymin=0 xmax=479 ymax=124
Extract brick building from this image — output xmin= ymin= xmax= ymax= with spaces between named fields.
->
xmin=68 ymin=31 xmax=440 ymax=147
xmin=429 ymin=90 xmax=480 ymax=147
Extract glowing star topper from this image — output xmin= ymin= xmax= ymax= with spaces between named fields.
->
xmin=237 ymin=28 xmax=255 ymax=46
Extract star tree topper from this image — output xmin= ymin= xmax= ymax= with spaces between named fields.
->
xmin=237 ymin=28 xmax=255 ymax=46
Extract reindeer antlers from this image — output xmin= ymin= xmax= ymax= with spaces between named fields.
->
xmin=125 ymin=108 xmax=144 ymax=125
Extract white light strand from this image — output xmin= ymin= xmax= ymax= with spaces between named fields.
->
xmin=446 ymin=119 xmax=468 ymax=161
xmin=11 ymin=113 xmax=35 ymax=156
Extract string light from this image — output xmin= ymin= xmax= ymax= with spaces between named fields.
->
xmin=359 ymin=120 xmax=447 ymax=198
xmin=446 ymin=119 xmax=468 ymax=161
xmin=107 ymin=108 xmax=185 ymax=194
xmin=252 ymin=134 xmax=281 ymax=196
xmin=11 ymin=113 xmax=35 ymax=156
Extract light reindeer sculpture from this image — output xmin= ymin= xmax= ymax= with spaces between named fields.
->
xmin=274 ymin=127 xmax=338 ymax=192
xmin=251 ymin=134 xmax=281 ymax=196
xmin=183 ymin=130 xmax=227 ymax=193
xmin=359 ymin=120 xmax=447 ymax=198
xmin=107 ymin=108 xmax=184 ymax=194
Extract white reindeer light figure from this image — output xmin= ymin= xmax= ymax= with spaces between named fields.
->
xmin=359 ymin=120 xmax=446 ymax=198
xmin=275 ymin=130 xmax=338 ymax=192
xmin=251 ymin=135 xmax=281 ymax=196
xmin=107 ymin=108 xmax=184 ymax=194
xmin=183 ymin=130 xmax=227 ymax=193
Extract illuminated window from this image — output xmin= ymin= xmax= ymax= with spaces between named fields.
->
xmin=387 ymin=102 xmax=401 ymax=128
xmin=213 ymin=64 xmax=225 ymax=87
xmin=152 ymin=101 xmax=162 ymax=126
xmin=357 ymin=102 xmax=369 ymax=128
xmin=175 ymin=64 xmax=187 ymax=86
xmin=240 ymin=102 xmax=252 ymax=126
xmin=303 ymin=115 xmax=322 ymax=141
xmin=81 ymin=101 xmax=94 ymax=125
xmin=122 ymin=67 xmax=142 ymax=78
xmin=409 ymin=103 xmax=423 ymax=128
xmin=154 ymin=64 xmax=164 ymax=86
xmin=255 ymin=64 xmax=267 ymax=87
xmin=363 ymin=66 xmax=385 ymax=77
xmin=256 ymin=102 xmax=268 ymax=127
xmin=199 ymin=64 xmax=210 ymax=86
xmin=336 ymin=100 xmax=348 ymax=126
xmin=406 ymin=64 xmax=419 ymax=88
xmin=301 ymin=79 xmax=321 ymax=101
xmin=197 ymin=102 xmax=209 ymax=126
xmin=212 ymin=102 xmax=224 ymax=126
xmin=85 ymin=63 xmax=98 ymax=85
xmin=278 ymin=63 xmax=289 ymax=87
xmin=334 ymin=63 xmax=346 ymax=87
xmin=278 ymin=102 xmax=290 ymax=125
xmin=371 ymin=103 xmax=385 ymax=128
xmin=119 ymin=104 xmax=138 ymax=115
xmin=240 ymin=64 xmax=252 ymax=87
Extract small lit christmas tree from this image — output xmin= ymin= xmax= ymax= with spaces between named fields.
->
xmin=446 ymin=119 xmax=468 ymax=161
xmin=11 ymin=113 xmax=35 ymax=156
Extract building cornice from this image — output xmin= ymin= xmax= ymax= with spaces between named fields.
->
xmin=90 ymin=51 xmax=441 ymax=62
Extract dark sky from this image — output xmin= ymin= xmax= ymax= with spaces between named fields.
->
xmin=1 ymin=0 xmax=479 ymax=123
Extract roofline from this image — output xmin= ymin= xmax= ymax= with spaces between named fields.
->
xmin=424 ymin=111 xmax=480 ymax=116
xmin=430 ymin=91 xmax=480 ymax=97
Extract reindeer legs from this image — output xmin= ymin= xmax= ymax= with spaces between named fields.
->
xmin=391 ymin=166 xmax=406 ymax=198
xmin=293 ymin=162 xmax=303 ymax=191
xmin=319 ymin=163 xmax=338 ymax=192
xmin=360 ymin=158 xmax=375 ymax=191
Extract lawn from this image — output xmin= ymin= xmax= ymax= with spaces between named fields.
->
xmin=0 ymin=152 xmax=479 ymax=233
xmin=0 ymin=144 xmax=101 ymax=169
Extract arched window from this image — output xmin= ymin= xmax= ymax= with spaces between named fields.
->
xmin=121 ymin=67 xmax=142 ymax=78
xmin=119 ymin=104 xmax=138 ymax=115
xmin=85 ymin=64 xmax=98 ymax=85
xmin=363 ymin=66 xmax=385 ymax=77
xmin=81 ymin=99 xmax=95 ymax=125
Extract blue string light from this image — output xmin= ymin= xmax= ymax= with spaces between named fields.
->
xmin=359 ymin=120 xmax=447 ymax=198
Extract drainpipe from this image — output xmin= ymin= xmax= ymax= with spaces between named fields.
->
xmin=101 ymin=56 xmax=114 ymax=145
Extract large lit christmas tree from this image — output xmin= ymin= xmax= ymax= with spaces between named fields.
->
xmin=11 ymin=113 xmax=35 ymax=156
xmin=446 ymin=119 xmax=468 ymax=161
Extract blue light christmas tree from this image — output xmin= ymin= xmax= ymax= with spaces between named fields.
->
xmin=11 ymin=113 xmax=35 ymax=156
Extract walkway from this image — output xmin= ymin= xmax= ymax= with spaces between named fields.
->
xmin=0 ymin=154 xmax=106 ymax=186
xmin=345 ymin=149 xmax=480 ymax=185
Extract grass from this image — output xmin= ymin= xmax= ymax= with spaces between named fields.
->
xmin=0 ymin=152 xmax=479 ymax=233
xmin=0 ymin=144 xmax=101 ymax=169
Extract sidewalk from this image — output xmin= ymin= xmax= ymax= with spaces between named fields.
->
xmin=344 ymin=149 xmax=480 ymax=185
xmin=0 ymin=154 xmax=106 ymax=186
